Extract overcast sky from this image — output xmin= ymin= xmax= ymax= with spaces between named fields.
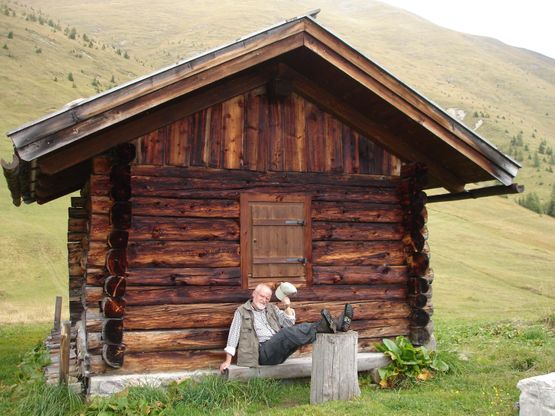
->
xmin=379 ymin=0 xmax=555 ymax=60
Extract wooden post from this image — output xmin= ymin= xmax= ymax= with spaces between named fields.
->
xmin=310 ymin=331 xmax=360 ymax=404
xmin=53 ymin=296 xmax=62 ymax=332
xmin=59 ymin=320 xmax=71 ymax=385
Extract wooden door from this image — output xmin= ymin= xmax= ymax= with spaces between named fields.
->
xmin=241 ymin=194 xmax=311 ymax=289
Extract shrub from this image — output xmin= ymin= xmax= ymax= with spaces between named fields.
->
xmin=375 ymin=336 xmax=449 ymax=388
xmin=67 ymin=72 xmax=73 ymax=82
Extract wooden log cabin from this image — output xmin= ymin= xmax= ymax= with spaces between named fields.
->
xmin=2 ymin=12 xmax=522 ymax=389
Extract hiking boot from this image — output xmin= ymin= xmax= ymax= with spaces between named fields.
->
xmin=316 ymin=309 xmax=337 ymax=333
xmin=336 ymin=303 xmax=353 ymax=332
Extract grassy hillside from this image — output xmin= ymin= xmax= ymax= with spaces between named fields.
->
xmin=0 ymin=0 xmax=553 ymax=323
xmin=15 ymin=0 xmax=555 ymax=202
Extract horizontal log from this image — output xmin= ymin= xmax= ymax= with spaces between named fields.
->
xmin=68 ymin=207 xmax=88 ymax=219
xmin=312 ymin=241 xmax=405 ymax=266
xmin=67 ymin=232 xmax=86 ymax=243
xmin=89 ymin=349 xmax=225 ymax=375
xmin=131 ymin=175 xmax=400 ymax=204
xmin=90 ymin=215 xmax=240 ymax=242
xmin=312 ymin=265 xmax=407 ymax=285
xmin=88 ymin=240 xmax=240 ymax=268
xmin=87 ymin=267 xmax=241 ymax=286
xmin=68 ymin=218 xmax=87 ymax=232
xmin=85 ymin=284 xmax=407 ymax=307
xmin=132 ymin=165 xmax=400 ymax=188
xmin=128 ymin=241 xmax=240 ymax=267
xmin=86 ymin=299 xmax=410 ymax=332
xmin=87 ymin=241 xmax=108 ymax=267
xmin=92 ymin=156 xmax=113 ymax=175
xmin=312 ymin=222 xmax=402 ymax=241
xmin=132 ymin=197 xmax=239 ymax=218
xmin=312 ymin=202 xmax=402 ymax=223
xmin=352 ymin=319 xmax=410 ymax=339
xmin=87 ymin=328 xmax=229 ymax=353
xmin=67 ymin=242 xmax=84 ymax=267
xmin=89 ymin=174 xmax=110 ymax=196
xmin=90 ymin=196 xmax=111 ymax=215
xmin=132 ymin=217 xmax=239 ymax=241
xmin=89 ymin=215 xmax=110 ymax=239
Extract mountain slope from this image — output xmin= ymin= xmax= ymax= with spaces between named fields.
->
xmin=15 ymin=0 xmax=555 ymax=201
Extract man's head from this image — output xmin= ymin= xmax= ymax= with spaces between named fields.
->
xmin=252 ymin=284 xmax=272 ymax=310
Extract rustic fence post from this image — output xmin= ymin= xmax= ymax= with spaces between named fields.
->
xmin=59 ymin=320 xmax=71 ymax=385
xmin=53 ymin=296 xmax=62 ymax=332
xmin=310 ymin=331 xmax=360 ymax=404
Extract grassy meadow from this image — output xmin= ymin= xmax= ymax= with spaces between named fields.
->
xmin=0 ymin=0 xmax=554 ymax=414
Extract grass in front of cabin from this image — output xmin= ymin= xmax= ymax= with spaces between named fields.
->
xmin=1 ymin=315 xmax=554 ymax=415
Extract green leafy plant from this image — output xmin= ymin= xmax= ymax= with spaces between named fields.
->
xmin=375 ymin=336 xmax=449 ymax=388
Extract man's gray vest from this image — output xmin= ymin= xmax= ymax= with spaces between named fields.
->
xmin=236 ymin=300 xmax=281 ymax=367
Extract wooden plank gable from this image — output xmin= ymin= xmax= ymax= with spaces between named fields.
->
xmin=133 ymin=88 xmax=400 ymax=176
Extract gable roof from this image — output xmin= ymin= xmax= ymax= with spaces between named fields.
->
xmin=3 ymin=12 xmax=521 ymax=205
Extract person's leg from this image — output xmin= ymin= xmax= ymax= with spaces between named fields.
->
xmin=259 ymin=323 xmax=317 ymax=365
xmin=259 ymin=309 xmax=336 ymax=365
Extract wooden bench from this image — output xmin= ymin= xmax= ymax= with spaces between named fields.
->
xmin=225 ymin=352 xmax=389 ymax=381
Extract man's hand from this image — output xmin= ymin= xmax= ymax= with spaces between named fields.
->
xmin=220 ymin=353 xmax=233 ymax=374
xmin=281 ymin=296 xmax=291 ymax=308
xmin=281 ymin=296 xmax=294 ymax=316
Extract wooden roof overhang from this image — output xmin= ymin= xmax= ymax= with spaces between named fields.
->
xmin=2 ymin=13 xmax=521 ymax=205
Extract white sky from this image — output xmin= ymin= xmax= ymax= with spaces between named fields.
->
xmin=379 ymin=0 xmax=555 ymax=60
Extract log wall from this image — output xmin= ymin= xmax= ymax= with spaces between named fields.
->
xmin=81 ymin=88 xmax=412 ymax=375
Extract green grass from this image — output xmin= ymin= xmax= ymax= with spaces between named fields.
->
xmin=1 ymin=316 xmax=553 ymax=415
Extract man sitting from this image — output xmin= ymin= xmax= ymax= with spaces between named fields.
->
xmin=219 ymin=283 xmax=353 ymax=373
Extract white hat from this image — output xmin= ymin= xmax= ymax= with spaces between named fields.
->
xmin=275 ymin=282 xmax=297 ymax=301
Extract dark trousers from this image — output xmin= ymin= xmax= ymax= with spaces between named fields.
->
xmin=258 ymin=323 xmax=318 ymax=365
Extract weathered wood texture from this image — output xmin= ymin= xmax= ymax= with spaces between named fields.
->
xmin=81 ymin=90 xmax=410 ymax=375
xmin=310 ymin=332 xmax=360 ymax=404
xmin=133 ymin=90 xmax=400 ymax=176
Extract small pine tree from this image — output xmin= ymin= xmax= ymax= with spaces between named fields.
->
xmin=8 ymin=31 xmax=13 ymax=39
xmin=545 ymin=185 xmax=555 ymax=218
xmin=69 ymin=27 xmax=77 ymax=40
xmin=67 ymin=72 xmax=74 ymax=82
xmin=518 ymin=192 xmax=543 ymax=214
xmin=124 ymin=51 xmax=129 ymax=59
xmin=110 ymin=74 xmax=115 ymax=83
xmin=533 ymin=152 xmax=540 ymax=167
xmin=53 ymin=76 xmax=57 ymax=82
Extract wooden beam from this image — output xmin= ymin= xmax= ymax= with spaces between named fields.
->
xmin=131 ymin=165 xmax=400 ymax=188
xmin=427 ymin=183 xmax=524 ymax=203
xmin=226 ymin=352 xmax=389 ymax=381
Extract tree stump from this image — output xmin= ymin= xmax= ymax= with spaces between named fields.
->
xmin=310 ymin=331 xmax=361 ymax=404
